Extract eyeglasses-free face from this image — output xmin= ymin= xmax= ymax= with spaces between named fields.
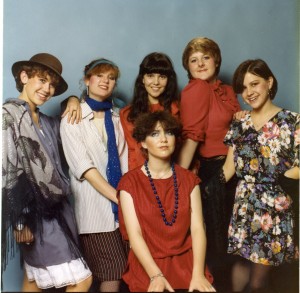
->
xmin=85 ymin=70 xmax=117 ymax=101
xmin=143 ymin=73 xmax=168 ymax=104
xmin=188 ymin=51 xmax=218 ymax=83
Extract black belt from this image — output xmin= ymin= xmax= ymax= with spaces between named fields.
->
xmin=200 ymin=155 xmax=226 ymax=161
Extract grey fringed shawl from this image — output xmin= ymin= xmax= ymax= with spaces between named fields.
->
xmin=2 ymin=99 xmax=81 ymax=274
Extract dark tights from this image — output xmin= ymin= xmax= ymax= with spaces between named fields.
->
xmin=99 ymin=280 xmax=120 ymax=292
xmin=232 ymin=257 xmax=272 ymax=292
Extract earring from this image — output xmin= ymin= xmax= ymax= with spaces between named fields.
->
xmin=86 ymin=86 xmax=89 ymax=96
xmin=268 ymin=89 xmax=272 ymax=98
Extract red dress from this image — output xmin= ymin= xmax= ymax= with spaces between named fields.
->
xmin=120 ymin=102 xmax=179 ymax=170
xmin=117 ymin=164 xmax=213 ymax=292
xmin=180 ymin=79 xmax=241 ymax=158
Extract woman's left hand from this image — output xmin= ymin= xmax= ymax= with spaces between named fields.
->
xmin=147 ymin=276 xmax=174 ymax=292
xmin=61 ymin=96 xmax=82 ymax=124
xmin=188 ymin=275 xmax=216 ymax=292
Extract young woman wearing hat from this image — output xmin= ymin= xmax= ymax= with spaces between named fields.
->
xmin=2 ymin=53 xmax=92 ymax=291
xmin=60 ymin=58 xmax=129 ymax=292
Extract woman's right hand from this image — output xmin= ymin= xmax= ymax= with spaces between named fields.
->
xmin=13 ymin=225 xmax=34 ymax=243
xmin=147 ymin=275 xmax=174 ymax=292
xmin=233 ymin=110 xmax=249 ymax=121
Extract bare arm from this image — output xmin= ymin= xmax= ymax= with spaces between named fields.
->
xmin=222 ymin=146 xmax=236 ymax=182
xmin=120 ymin=191 xmax=174 ymax=292
xmin=83 ymin=168 xmax=118 ymax=204
xmin=284 ymin=167 xmax=300 ymax=179
xmin=188 ymin=185 xmax=216 ymax=292
xmin=177 ymin=138 xmax=199 ymax=170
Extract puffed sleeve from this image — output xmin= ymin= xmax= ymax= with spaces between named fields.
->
xmin=180 ymin=79 xmax=210 ymax=141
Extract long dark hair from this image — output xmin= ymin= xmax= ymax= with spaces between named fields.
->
xmin=127 ymin=52 xmax=179 ymax=122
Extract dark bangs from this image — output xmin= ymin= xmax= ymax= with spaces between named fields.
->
xmin=141 ymin=62 xmax=172 ymax=76
xmin=133 ymin=111 xmax=182 ymax=142
xmin=139 ymin=53 xmax=175 ymax=77
xmin=232 ymin=59 xmax=278 ymax=99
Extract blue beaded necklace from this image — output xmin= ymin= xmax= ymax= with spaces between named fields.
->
xmin=144 ymin=160 xmax=179 ymax=226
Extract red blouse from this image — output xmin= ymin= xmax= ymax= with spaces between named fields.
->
xmin=117 ymin=165 xmax=213 ymax=291
xmin=180 ymin=79 xmax=241 ymax=158
xmin=120 ymin=102 xmax=179 ymax=170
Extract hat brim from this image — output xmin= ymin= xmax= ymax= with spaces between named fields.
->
xmin=12 ymin=60 xmax=68 ymax=96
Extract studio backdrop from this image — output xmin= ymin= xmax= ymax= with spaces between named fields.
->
xmin=2 ymin=0 xmax=298 ymax=291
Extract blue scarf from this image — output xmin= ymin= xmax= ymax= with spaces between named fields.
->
xmin=85 ymin=96 xmax=121 ymax=222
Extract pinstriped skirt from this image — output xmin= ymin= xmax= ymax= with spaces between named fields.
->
xmin=80 ymin=229 xmax=129 ymax=281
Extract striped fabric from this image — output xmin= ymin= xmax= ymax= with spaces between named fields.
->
xmin=60 ymin=102 xmax=128 ymax=233
xmin=80 ymin=230 xmax=129 ymax=281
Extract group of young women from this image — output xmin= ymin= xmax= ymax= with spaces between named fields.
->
xmin=2 ymin=36 xmax=299 ymax=293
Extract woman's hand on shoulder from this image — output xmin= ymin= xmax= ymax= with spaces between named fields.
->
xmin=188 ymin=275 xmax=216 ymax=292
xmin=147 ymin=275 xmax=174 ymax=292
xmin=233 ymin=110 xmax=249 ymax=121
xmin=61 ymin=96 xmax=82 ymax=124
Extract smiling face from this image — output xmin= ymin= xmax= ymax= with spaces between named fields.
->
xmin=241 ymin=72 xmax=273 ymax=110
xmin=86 ymin=69 xmax=116 ymax=101
xmin=141 ymin=122 xmax=176 ymax=161
xmin=19 ymin=71 xmax=56 ymax=110
xmin=142 ymin=73 xmax=168 ymax=104
xmin=187 ymin=51 xmax=218 ymax=83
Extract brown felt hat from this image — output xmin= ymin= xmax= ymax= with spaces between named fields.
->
xmin=12 ymin=53 xmax=68 ymax=96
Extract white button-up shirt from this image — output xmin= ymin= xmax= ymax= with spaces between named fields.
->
xmin=60 ymin=101 xmax=128 ymax=233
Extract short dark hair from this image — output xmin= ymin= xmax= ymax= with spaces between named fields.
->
xmin=15 ymin=64 xmax=60 ymax=92
xmin=232 ymin=59 xmax=278 ymax=100
xmin=133 ymin=111 xmax=182 ymax=143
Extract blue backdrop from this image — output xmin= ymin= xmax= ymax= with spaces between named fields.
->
xmin=2 ymin=0 xmax=299 ymax=291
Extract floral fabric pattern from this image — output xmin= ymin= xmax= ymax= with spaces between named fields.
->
xmin=224 ymin=109 xmax=300 ymax=266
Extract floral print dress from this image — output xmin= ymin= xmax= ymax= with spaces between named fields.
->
xmin=224 ymin=109 xmax=300 ymax=266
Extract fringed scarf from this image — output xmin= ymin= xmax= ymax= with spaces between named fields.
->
xmin=1 ymin=99 xmax=83 ymax=277
xmin=85 ymin=96 xmax=122 ymax=222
